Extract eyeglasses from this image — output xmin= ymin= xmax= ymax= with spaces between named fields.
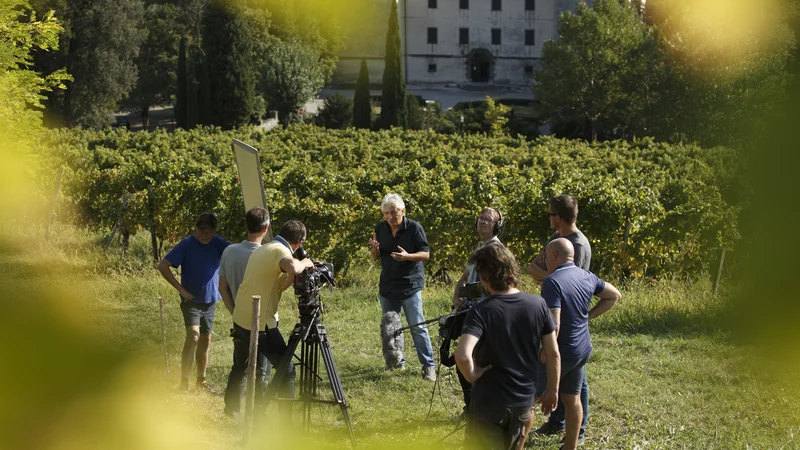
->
xmin=383 ymin=210 xmax=402 ymax=218
xmin=546 ymin=212 xmax=559 ymax=218
xmin=477 ymin=218 xmax=496 ymax=225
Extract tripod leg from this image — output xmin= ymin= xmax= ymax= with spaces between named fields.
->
xmin=316 ymin=324 xmax=356 ymax=446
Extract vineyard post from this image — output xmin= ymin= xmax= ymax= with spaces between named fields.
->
xmin=147 ymin=183 xmax=160 ymax=263
xmin=158 ymin=296 xmax=169 ymax=375
xmin=243 ymin=295 xmax=261 ymax=443
xmin=712 ymin=248 xmax=726 ymax=295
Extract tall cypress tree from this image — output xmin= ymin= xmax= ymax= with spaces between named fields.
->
xmin=353 ymin=59 xmax=372 ymax=129
xmin=380 ymin=0 xmax=406 ymax=128
xmin=202 ymin=0 xmax=257 ymax=130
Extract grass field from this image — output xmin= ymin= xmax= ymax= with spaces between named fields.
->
xmin=2 ymin=223 xmax=799 ymax=449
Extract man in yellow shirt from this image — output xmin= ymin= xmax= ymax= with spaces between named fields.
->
xmin=223 ymin=220 xmax=314 ymax=417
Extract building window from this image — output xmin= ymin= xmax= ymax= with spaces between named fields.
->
xmin=428 ymin=64 xmax=437 ymax=73
xmin=492 ymin=0 xmax=501 ymax=11
xmin=459 ymin=28 xmax=469 ymax=45
xmin=491 ymin=28 xmax=501 ymax=45
xmin=525 ymin=0 xmax=535 ymax=11
xmin=525 ymin=29 xmax=535 ymax=46
xmin=427 ymin=27 xmax=438 ymax=44
xmin=428 ymin=0 xmax=437 ymax=8
xmin=524 ymin=65 xmax=534 ymax=74
xmin=460 ymin=0 xmax=468 ymax=9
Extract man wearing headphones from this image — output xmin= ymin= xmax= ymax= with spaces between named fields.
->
xmin=451 ymin=207 xmax=504 ymax=414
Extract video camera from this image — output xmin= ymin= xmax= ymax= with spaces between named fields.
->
xmin=292 ymin=247 xmax=335 ymax=318
xmin=439 ymin=281 xmax=484 ymax=367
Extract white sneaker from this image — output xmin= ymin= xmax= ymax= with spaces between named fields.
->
xmin=422 ymin=366 xmax=437 ymax=381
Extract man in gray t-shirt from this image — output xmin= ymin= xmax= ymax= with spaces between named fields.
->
xmin=528 ymin=194 xmax=592 ymax=279
xmin=219 ymin=207 xmax=272 ymax=418
xmin=526 ymin=194 xmax=592 ymax=443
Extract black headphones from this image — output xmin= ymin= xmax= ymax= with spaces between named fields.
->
xmin=475 ymin=208 xmax=504 ymax=236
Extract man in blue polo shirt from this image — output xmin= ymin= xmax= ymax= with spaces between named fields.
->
xmin=158 ymin=212 xmax=230 ymax=392
xmin=538 ymin=238 xmax=621 ymax=450
xmin=369 ymin=193 xmax=436 ymax=381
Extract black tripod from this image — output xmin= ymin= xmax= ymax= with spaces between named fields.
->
xmin=265 ymin=305 xmax=356 ymax=446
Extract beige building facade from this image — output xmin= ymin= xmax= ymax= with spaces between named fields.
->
xmin=333 ymin=0 xmax=588 ymax=86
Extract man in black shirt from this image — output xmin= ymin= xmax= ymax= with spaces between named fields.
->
xmin=456 ymin=243 xmax=561 ymax=450
xmin=369 ymin=193 xmax=436 ymax=381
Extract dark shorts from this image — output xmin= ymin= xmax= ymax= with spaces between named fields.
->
xmin=465 ymin=402 xmax=533 ymax=450
xmin=180 ymin=301 xmax=216 ymax=335
xmin=537 ymin=355 xmax=590 ymax=397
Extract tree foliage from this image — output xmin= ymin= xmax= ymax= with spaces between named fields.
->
xmin=380 ymin=0 xmax=406 ymax=129
xmin=352 ymin=59 xmax=372 ymax=129
xmin=201 ymin=0 xmax=258 ymax=129
xmin=535 ymin=0 xmax=796 ymax=148
xmin=60 ymin=0 xmax=144 ymax=128
xmin=316 ymin=93 xmax=352 ymax=129
xmin=0 ymin=0 xmax=70 ymax=140
xmin=261 ymin=39 xmax=325 ymax=124
xmin=534 ymin=0 xmax=656 ymax=142
xmin=483 ymin=96 xmax=511 ymax=136
xmin=122 ymin=3 xmax=180 ymax=127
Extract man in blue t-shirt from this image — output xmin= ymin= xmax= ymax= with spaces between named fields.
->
xmin=538 ymin=238 xmax=621 ymax=450
xmin=158 ymin=212 xmax=230 ymax=392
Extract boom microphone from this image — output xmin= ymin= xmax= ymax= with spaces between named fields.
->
xmin=380 ymin=311 xmax=405 ymax=370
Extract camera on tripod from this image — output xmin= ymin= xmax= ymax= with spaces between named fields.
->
xmin=439 ymin=281 xmax=483 ymax=367
xmin=292 ymin=247 xmax=335 ymax=318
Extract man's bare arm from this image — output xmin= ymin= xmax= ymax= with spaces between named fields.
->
xmin=455 ymin=334 xmax=491 ymax=383
xmin=369 ymin=233 xmax=380 ymax=261
xmin=157 ymin=258 xmax=193 ymax=301
xmin=549 ymin=308 xmax=561 ymax=337
xmin=219 ymin=276 xmax=235 ymax=314
xmin=589 ymin=283 xmax=622 ymax=320
xmin=538 ymin=331 xmax=560 ymax=414
xmin=452 ymin=270 xmax=469 ymax=309
xmin=279 ymin=256 xmax=314 ymax=277
xmin=527 ymin=251 xmax=549 ymax=282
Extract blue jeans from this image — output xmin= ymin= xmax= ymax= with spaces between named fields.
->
xmin=549 ymin=372 xmax=588 ymax=438
xmin=380 ymin=291 xmax=435 ymax=367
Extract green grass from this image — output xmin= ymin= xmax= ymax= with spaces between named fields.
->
xmin=2 ymin=222 xmax=799 ymax=449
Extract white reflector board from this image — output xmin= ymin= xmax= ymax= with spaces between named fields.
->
xmin=232 ymin=138 xmax=272 ymax=240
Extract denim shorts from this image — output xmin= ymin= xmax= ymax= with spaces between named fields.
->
xmin=537 ymin=355 xmax=590 ymax=397
xmin=180 ymin=301 xmax=216 ymax=335
xmin=559 ymin=356 xmax=589 ymax=395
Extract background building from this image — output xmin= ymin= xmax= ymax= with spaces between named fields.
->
xmin=333 ymin=0 xmax=589 ymax=86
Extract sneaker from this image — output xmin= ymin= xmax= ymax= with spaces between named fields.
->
xmin=422 ymin=366 xmax=437 ymax=382
xmin=534 ymin=421 xmax=565 ymax=435
xmin=196 ymin=381 xmax=217 ymax=394
xmin=560 ymin=435 xmax=585 ymax=446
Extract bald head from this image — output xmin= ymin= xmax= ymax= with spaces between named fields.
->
xmin=545 ymin=238 xmax=574 ymax=273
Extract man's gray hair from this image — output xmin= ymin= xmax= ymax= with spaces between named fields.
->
xmin=381 ymin=193 xmax=405 ymax=211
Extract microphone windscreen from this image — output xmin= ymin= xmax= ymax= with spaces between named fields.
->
xmin=380 ymin=311 xmax=405 ymax=370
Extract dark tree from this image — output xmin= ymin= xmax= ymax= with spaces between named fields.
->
xmin=124 ymin=3 xmax=180 ymax=128
xmin=201 ymin=0 xmax=257 ymax=129
xmin=352 ymin=59 xmax=372 ymax=129
xmin=61 ymin=0 xmax=145 ymax=128
xmin=379 ymin=0 xmax=406 ymax=128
